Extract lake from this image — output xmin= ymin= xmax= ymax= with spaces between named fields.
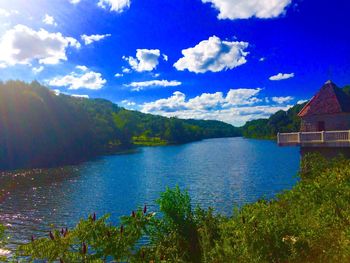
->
xmin=0 ymin=137 xmax=300 ymax=251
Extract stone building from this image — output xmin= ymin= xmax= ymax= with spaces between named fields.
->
xmin=298 ymin=81 xmax=350 ymax=132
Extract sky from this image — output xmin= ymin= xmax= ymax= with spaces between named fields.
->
xmin=0 ymin=0 xmax=349 ymax=126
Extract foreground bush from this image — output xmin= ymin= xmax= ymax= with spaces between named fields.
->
xmin=4 ymin=154 xmax=350 ymax=262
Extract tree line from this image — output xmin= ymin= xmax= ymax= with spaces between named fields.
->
xmin=0 ymin=81 xmax=240 ymax=170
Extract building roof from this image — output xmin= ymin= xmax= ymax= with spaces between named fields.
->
xmin=298 ymin=81 xmax=350 ymax=117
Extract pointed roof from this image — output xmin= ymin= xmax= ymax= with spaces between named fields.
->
xmin=298 ymin=81 xmax=350 ymax=117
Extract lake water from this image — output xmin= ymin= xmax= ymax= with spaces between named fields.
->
xmin=0 ymin=137 xmax=300 ymax=251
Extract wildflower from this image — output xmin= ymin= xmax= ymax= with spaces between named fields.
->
xmin=31 ymin=235 xmax=35 ymax=242
xmin=143 ymin=205 xmax=147 ymax=214
xmin=63 ymin=228 xmax=68 ymax=237
xmin=92 ymin=213 xmax=96 ymax=221
xmin=49 ymin=231 xmax=54 ymax=240
xmin=282 ymin=235 xmax=298 ymax=244
xmin=132 ymin=211 xmax=135 ymax=217
xmin=82 ymin=242 xmax=87 ymax=254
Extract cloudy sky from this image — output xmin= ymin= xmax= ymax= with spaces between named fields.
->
xmin=0 ymin=0 xmax=349 ymax=126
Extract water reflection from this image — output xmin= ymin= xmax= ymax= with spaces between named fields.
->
xmin=0 ymin=137 xmax=300 ymax=251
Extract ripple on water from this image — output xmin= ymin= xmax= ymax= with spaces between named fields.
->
xmin=0 ymin=138 xmax=300 ymax=252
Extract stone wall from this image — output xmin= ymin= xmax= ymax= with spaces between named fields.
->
xmin=300 ymin=113 xmax=350 ymax=132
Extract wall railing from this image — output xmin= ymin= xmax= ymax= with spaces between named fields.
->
xmin=277 ymin=130 xmax=350 ymax=145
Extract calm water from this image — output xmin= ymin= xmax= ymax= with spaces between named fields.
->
xmin=0 ymin=137 xmax=300 ymax=250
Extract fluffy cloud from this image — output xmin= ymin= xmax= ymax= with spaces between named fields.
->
xmin=269 ymin=73 xmax=295 ymax=81
xmin=202 ymin=0 xmax=292 ymax=20
xmin=97 ymin=0 xmax=130 ymax=12
xmin=0 ymin=25 xmax=80 ymax=67
xmin=115 ymin=73 xmax=123 ymax=78
xmin=69 ymin=0 xmax=81 ymax=4
xmin=43 ymin=14 xmax=57 ymax=26
xmin=76 ymin=65 xmax=88 ymax=71
xmin=121 ymin=100 xmax=136 ymax=107
xmin=49 ymin=67 xmax=106 ymax=90
xmin=0 ymin=8 xmax=19 ymax=17
xmin=174 ymin=36 xmax=249 ymax=73
xmin=124 ymin=49 xmax=163 ymax=72
xmin=141 ymin=88 xmax=293 ymax=126
xmin=272 ymin=96 xmax=294 ymax=104
xmin=71 ymin=94 xmax=89 ymax=98
xmin=32 ymin=66 xmax=44 ymax=74
xmin=122 ymin=67 xmax=131 ymax=73
xmin=81 ymin=34 xmax=111 ymax=45
xmin=297 ymin=99 xmax=308 ymax=105
xmin=125 ymin=80 xmax=182 ymax=91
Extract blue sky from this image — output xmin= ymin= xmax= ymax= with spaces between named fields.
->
xmin=0 ymin=0 xmax=349 ymax=126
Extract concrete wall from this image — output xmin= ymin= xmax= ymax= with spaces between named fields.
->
xmin=300 ymin=113 xmax=350 ymax=132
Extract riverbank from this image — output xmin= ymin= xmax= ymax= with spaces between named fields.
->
xmin=0 ymin=138 xmax=299 ymax=254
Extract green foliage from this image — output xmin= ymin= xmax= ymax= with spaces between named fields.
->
xmin=242 ymin=103 xmax=307 ymax=139
xmin=15 ymin=155 xmax=350 ymax=262
xmin=210 ymin=154 xmax=350 ymax=262
xmin=0 ymin=224 xmax=6 ymax=261
xmin=150 ymin=186 xmax=201 ymax=262
xmin=0 ymin=81 xmax=240 ymax=170
xmin=17 ymin=210 xmax=156 ymax=262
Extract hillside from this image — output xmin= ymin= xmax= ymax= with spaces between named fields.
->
xmin=242 ymin=103 xmax=307 ymax=139
xmin=0 ymin=81 xmax=241 ymax=170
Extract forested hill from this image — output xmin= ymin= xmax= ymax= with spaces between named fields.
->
xmin=0 ymin=81 xmax=240 ymax=170
xmin=242 ymin=103 xmax=307 ymax=139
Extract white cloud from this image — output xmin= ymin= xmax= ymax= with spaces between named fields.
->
xmin=71 ymin=94 xmax=89 ymax=98
xmin=259 ymin=57 xmax=266 ymax=62
xmin=115 ymin=73 xmax=123 ymax=78
xmin=32 ymin=66 xmax=44 ymax=74
xmin=124 ymin=49 xmax=161 ymax=72
xmin=202 ymin=0 xmax=292 ymax=20
xmin=0 ymin=25 xmax=80 ymax=67
xmin=69 ymin=0 xmax=81 ymax=4
xmin=141 ymin=88 xmax=293 ymax=126
xmin=121 ymin=99 xmax=136 ymax=107
xmin=224 ymin=88 xmax=262 ymax=106
xmin=43 ymin=14 xmax=57 ymax=26
xmin=76 ymin=65 xmax=88 ymax=71
xmin=49 ymin=68 xmax=106 ymax=90
xmin=272 ymin=96 xmax=294 ymax=104
xmin=125 ymin=80 xmax=182 ymax=91
xmin=122 ymin=67 xmax=131 ymax=73
xmin=81 ymin=34 xmax=111 ymax=45
xmin=269 ymin=73 xmax=295 ymax=81
xmin=0 ymin=9 xmax=19 ymax=17
xmin=97 ymin=0 xmax=130 ymax=12
xmin=174 ymin=36 xmax=249 ymax=73
xmin=53 ymin=89 xmax=61 ymax=96
xmin=297 ymin=99 xmax=308 ymax=105
xmin=162 ymin=54 xmax=168 ymax=61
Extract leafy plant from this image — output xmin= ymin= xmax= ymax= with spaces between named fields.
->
xmin=17 ymin=209 xmax=156 ymax=262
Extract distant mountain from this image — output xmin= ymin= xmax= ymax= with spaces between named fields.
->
xmin=0 ymin=81 xmax=241 ymax=170
xmin=242 ymin=103 xmax=307 ymax=139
